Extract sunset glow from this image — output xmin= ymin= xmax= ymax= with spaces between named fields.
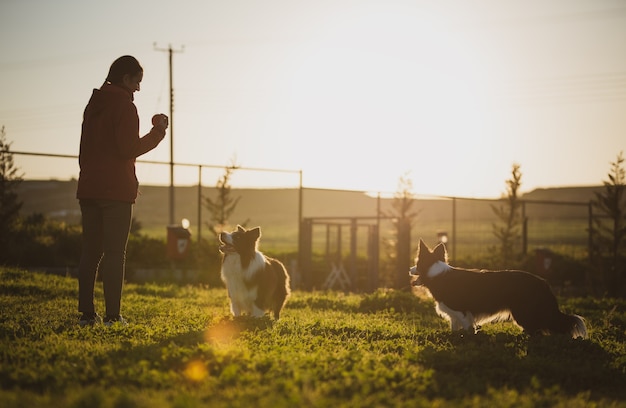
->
xmin=1 ymin=1 xmax=625 ymax=198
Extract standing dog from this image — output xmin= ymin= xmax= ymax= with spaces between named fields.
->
xmin=409 ymin=239 xmax=587 ymax=338
xmin=219 ymin=225 xmax=290 ymax=319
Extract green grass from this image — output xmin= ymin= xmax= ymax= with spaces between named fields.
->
xmin=1 ymin=268 xmax=626 ymax=407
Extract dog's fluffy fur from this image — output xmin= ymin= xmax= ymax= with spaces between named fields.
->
xmin=409 ymin=239 xmax=587 ymax=339
xmin=219 ymin=225 xmax=290 ymax=319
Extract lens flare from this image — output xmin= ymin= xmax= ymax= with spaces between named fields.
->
xmin=183 ymin=360 xmax=208 ymax=382
xmin=205 ymin=320 xmax=239 ymax=344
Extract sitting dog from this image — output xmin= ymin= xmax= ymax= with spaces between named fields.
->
xmin=409 ymin=239 xmax=587 ymax=338
xmin=219 ymin=225 xmax=290 ymax=319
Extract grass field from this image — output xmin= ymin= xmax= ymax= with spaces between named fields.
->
xmin=2 ymin=268 xmax=625 ymax=407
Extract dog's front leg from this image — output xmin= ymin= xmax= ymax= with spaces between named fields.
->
xmin=230 ymin=299 xmax=242 ymax=317
xmin=438 ymin=302 xmax=464 ymax=331
xmin=231 ymin=306 xmax=242 ymax=316
xmin=251 ymin=304 xmax=266 ymax=318
xmin=449 ymin=316 xmax=466 ymax=331
xmin=439 ymin=303 xmax=474 ymax=332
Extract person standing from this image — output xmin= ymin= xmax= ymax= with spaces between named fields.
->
xmin=76 ymin=55 xmax=168 ymax=326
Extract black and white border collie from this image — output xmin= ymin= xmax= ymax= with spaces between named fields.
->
xmin=219 ymin=225 xmax=290 ymax=319
xmin=409 ymin=239 xmax=587 ymax=339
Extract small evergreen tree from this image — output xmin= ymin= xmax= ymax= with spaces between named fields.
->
xmin=0 ymin=126 xmax=24 ymax=259
xmin=591 ymin=151 xmax=626 ymax=296
xmin=203 ymin=158 xmax=248 ymax=236
xmin=491 ymin=163 xmax=523 ymax=267
xmin=382 ymin=172 xmax=421 ymax=289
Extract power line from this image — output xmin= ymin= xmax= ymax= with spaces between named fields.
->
xmin=497 ymin=72 xmax=626 ymax=105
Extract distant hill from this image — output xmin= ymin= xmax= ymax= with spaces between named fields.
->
xmin=16 ymin=180 xmax=602 ymax=239
xmin=522 ymin=186 xmax=602 ymax=202
xmin=16 ymin=180 xmax=386 ymax=234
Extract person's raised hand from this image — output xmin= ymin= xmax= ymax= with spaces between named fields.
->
xmin=152 ymin=114 xmax=169 ymax=130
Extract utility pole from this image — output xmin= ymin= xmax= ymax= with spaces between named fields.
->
xmin=154 ymin=43 xmax=184 ymax=225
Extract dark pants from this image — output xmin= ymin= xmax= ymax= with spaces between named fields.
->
xmin=78 ymin=199 xmax=132 ymax=317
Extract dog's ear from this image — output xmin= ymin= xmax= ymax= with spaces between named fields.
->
xmin=249 ymin=227 xmax=261 ymax=240
xmin=237 ymin=225 xmax=245 ymax=232
xmin=433 ymin=243 xmax=448 ymax=263
xmin=418 ymin=239 xmax=430 ymax=255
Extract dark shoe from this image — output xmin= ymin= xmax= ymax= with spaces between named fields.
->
xmin=103 ymin=315 xmax=128 ymax=327
xmin=79 ymin=312 xmax=102 ymax=327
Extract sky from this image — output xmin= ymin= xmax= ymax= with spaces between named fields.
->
xmin=1 ymin=0 xmax=625 ymax=198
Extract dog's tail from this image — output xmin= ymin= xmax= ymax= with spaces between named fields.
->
xmin=555 ymin=313 xmax=588 ymax=339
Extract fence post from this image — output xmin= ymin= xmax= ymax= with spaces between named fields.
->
xmin=586 ymin=200 xmax=595 ymax=294
xmin=396 ymin=217 xmax=411 ymax=289
xmin=451 ymin=197 xmax=457 ymax=262
xmin=298 ymin=218 xmax=313 ymax=290
xmin=368 ymin=224 xmax=379 ymax=292
xmin=349 ymin=218 xmax=357 ymax=290
xmin=522 ymin=201 xmax=527 ymax=256
xmin=197 ymin=165 xmax=202 ymax=245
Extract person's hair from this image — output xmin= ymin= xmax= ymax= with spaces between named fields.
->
xmin=105 ymin=55 xmax=143 ymax=85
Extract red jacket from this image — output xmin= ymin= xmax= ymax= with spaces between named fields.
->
xmin=77 ymin=83 xmax=165 ymax=203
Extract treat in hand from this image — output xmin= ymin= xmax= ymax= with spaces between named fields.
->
xmin=152 ymin=114 xmax=169 ymax=129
